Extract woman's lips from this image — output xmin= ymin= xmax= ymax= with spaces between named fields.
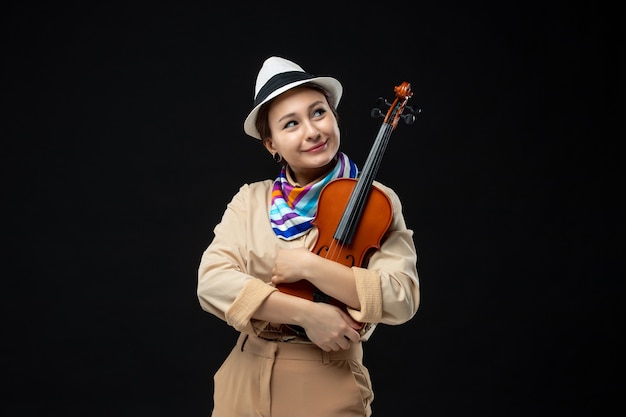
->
xmin=304 ymin=141 xmax=327 ymax=153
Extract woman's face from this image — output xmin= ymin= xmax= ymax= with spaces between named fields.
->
xmin=263 ymin=86 xmax=340 ymax=186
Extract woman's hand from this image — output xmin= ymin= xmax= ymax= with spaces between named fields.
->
xmin=270 ymin=247 xmax=315 ymax=285
xmin=299 ymin=302 xmax=362 ymax=351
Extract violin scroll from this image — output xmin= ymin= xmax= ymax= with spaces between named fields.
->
xmin=371 ymin=81 xmax=421 ymax=128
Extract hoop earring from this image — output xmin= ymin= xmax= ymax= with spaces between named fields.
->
xmin=273 ymin=152 xmax=282 ymax=163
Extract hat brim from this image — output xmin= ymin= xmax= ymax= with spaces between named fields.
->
xmin=243 ymin=76 xmax=343 ymax=140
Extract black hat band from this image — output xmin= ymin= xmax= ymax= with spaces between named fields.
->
xmin=253 ymin=71 xmax=314 ymax=107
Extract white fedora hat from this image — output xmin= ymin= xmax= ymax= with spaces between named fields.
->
xmin=243 ymin=56 xmax=343 ymax=140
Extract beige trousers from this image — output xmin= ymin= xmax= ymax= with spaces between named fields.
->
xmin=212 ymin=333 xmax=373 ymax=417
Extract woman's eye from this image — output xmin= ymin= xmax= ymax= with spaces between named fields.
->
xmin=284 ymin=120 xmax=297 ymax=129
xmin=313 ymin=108 xmax=326 ymax=118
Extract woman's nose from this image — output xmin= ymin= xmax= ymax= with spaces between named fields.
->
xmin=304 ymin=121 xmax=320 ymax=140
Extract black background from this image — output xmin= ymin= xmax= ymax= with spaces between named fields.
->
xmin=3 ymin=2 xmax=624 ymax=416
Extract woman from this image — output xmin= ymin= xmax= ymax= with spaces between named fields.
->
xmin=197 ymin=56 xmax=420 ymax=417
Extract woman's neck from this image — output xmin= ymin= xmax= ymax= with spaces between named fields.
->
xmin=286 ymin=162 xmax=335 ymax=187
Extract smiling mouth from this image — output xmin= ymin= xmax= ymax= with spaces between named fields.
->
xmin=304 ymin=141 xmax=327 ymax=152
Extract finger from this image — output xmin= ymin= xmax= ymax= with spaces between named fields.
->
xmin=339 ymin=338 xmax=351 ymax=350
xmin=345 ymin=330 xmax=359 ymax=343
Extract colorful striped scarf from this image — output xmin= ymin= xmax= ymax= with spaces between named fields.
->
xmin=270 ymin=152 xmax=359 ymax=240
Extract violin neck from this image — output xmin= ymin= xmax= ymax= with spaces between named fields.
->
xmin=333 ymin=122 xmax=393 ymax=244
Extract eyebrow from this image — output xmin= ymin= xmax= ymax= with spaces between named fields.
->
xmin=277 ymin=100 xmax=326 ymax=124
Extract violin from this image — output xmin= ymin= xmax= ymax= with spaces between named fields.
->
xmin=277 ymin=82 xmax=420 ymax=321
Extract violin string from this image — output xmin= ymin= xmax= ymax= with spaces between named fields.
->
xmin=326 ymin=238 xmax=341 ymax=261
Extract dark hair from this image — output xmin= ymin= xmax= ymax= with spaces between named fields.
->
xmin=256 ymin=83 xmax=339 ymax=144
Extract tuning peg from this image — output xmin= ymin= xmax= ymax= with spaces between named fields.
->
xmin=376 ymin=97 xmax=392 ymax=108
xmin=405 ymin=105 xmax=422 ymax=116
xmin=402 ymin=114 xmax=415 ymax=125
xmin=371 ymin=108 xmax=385 ymax=119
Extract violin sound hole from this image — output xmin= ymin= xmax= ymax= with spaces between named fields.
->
xmin=316 ymin=246 xmax=355 ymax=266
xmin=316 ymin=246 xmax=329 ymax=256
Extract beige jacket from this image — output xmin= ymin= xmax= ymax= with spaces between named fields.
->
xmin=197 ymin=179 xmax=420 ymax=341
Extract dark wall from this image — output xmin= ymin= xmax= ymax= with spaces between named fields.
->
xmin=3 ymin=2 xmax=623 ymax=416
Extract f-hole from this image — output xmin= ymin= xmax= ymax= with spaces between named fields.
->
xmin=316 ymin=246 xmax=355 ymax=266
xmin=316 ymin=246 xmax=329 ymax=256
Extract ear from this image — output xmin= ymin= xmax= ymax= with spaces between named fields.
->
xmin=262 ymin=138 xmax=276 ymax=154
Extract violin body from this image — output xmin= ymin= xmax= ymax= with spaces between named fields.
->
xmin=276 ymin=178 xmax=393 ymax=308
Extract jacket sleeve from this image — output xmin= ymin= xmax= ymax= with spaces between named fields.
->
xmin=197 ymin=183 xmax=277 ymax=335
